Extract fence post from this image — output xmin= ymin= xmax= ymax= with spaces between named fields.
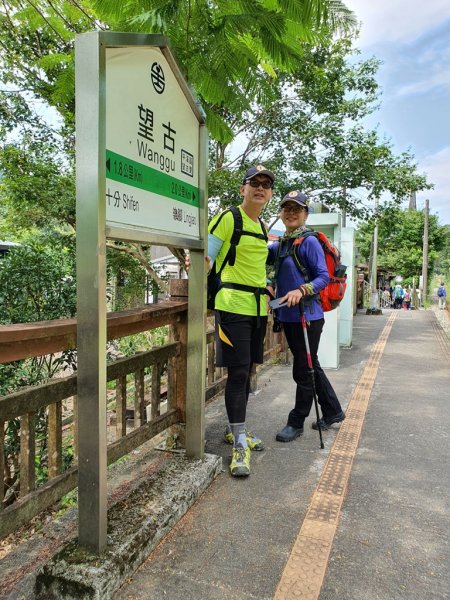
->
xmin=207 ymin=333 xmax=215 ymax=387
xmin=151 ymin=363 xmax=162 ymax=420
xmin=0 ymin=420 xmax=4 ymax=508
xmin=72 ymin=395 xmax=78 ymax=462
xmin=169 ymin=279 xmax=188 ymax=447
xmin=134 ymin=369 xmax=146 ymax=427
xmin=48 ymin=401 xmax=63 ymax=478
xmin=20 ymin=412 xmax=36 ymax=496
xmin=115 ymin=377 xmax=127 ymax=438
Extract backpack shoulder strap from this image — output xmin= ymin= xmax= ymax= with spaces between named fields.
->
xmin=210 ymin=206 xmax=242 ymax=273
xmin=212 ymin=206 xmax=268 ymax=275
xmin=226 ymin=206 xmax=243 ymax=267
xmin=226 ymin=205 xmax=267 ymax=266
xmin=236 ymin=206 xmax=268 ymax=243
xmin=292 ymin=229 xmax=318 ymax=247
xmin=228 ymin=205 xmax=243 ymax=248
xmin=257 ymin=217 xmax=269 ymax=242
xmin=209 ymin=207 xmax=232 ymax=236
xmin=291 ymin=229 xmax=318 ymax=282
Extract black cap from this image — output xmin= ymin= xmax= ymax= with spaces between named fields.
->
xmin=242 ymin=164 xmax=275 ymax=184
xmin=280 ymin=190 xmax=308 ymax=208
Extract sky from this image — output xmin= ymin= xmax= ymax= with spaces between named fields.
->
xmin=344 ymin=0 xmax=450 ymax=226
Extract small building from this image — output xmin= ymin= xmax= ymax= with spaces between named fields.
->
xmin=0 ymin=241 xmax=20 ymax=259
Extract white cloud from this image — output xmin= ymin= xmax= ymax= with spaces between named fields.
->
xmin=395 ymin=70 xmax=450 ymax=97
xmin=339 ymin=2 xmax=450 ymax=226
xmin=418 ymin=147 xmax=450 ymax=225
xmin=345 ymin=0 xmax=450 ymax=47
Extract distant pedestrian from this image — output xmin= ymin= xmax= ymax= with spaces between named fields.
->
xmin=389 ymin=285 xmax=394 ymax=301
xmin=437 ymin=283 xmax=447 ymax=310
xmin=382 ymin=287 xmax=391 ymax=307
xmin=393 ymin=284 xmax=404 ymax=309
xmin=403 ymin=287 xmax=412 ymax=310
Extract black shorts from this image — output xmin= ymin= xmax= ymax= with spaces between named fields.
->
xmin=215 ymin=311 xmax=267 ymax=368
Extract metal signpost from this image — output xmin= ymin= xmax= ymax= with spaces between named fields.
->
xmin=75 ymin=32 xmax=207 ymax=554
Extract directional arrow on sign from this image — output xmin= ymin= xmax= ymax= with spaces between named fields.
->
xmin=106 ymin=158 xmax=111 ymax=172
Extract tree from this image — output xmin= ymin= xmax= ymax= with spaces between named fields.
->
xmin=0 ymin=136 xmax=75 ymax=234
xmin=0 ymin=3 xmax=432 ymax=299
xmin=356 ymin=207 xmax=446 ymax=283
xmin=434 ymin=225 xmax=450 ymax=280
xmin=1 ymin=0 xmax=356 ymax=141
xmin=0 ymin=234 xmax=77 ymax=505
xmin=0 ymin=0 xmax=356 ymax=293
xmin=207 ymin=35 xmax=433 ymax=222
xmin=0 ymin=233 xmax=76 ymax=323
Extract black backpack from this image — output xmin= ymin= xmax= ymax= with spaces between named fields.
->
xmin=207 ymin=206 xmax=269 ymax=312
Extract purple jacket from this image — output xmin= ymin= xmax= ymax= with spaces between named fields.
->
xmin=267 ymin=234 xmax=329 ymax=322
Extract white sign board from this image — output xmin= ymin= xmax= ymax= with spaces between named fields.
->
xmin=106 ymin=47 xmax=200 ymax=239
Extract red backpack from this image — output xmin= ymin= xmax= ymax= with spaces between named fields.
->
xmin=291 ymin=230 xmax=347 ymax=311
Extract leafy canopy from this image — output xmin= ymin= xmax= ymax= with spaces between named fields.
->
xmin=207 ymin=35 xmax=433 ymax=222
xmin=0 ymin=0 xmax=356 ymax=141
xmin=356 ymin=208 xmax=446 ymax=281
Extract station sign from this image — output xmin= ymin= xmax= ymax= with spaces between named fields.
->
xmin=106 ymin=46 xmax=200 ymax=239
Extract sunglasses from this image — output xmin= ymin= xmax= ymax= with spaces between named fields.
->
xmin=245 ymin=179 xmax=273 ymax=189
xmin=282 ymin=205 xmax=305 ymax=213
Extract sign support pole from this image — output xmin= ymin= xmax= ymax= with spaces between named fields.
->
xmin=185 ymin=126 xmax=208 ymax=458
xmin=75 ymin=31 xmax=207 ymax=554
xmin=75 ymin=32 xmax=108 ymax=554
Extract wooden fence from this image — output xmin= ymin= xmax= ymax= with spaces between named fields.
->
xmin=0 ymin=292 xmax=284 ymax=538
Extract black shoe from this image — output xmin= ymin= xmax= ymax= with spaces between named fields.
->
xmin=276 ymin=424 xmax=304 ymax=442
xmin=312 ymin=411 xmax=345 ymax=431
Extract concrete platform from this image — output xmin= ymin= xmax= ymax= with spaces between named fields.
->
xmin=34 ymin=454 xmax=221 ymax=600
xmin=112 ymin=308 xmax=450 ymax=600
xmin=2 ymin=307 xmax=449 ymax=600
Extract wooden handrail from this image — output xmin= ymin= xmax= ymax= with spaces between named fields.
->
xmin=0 ymin=300 xmax=187 ymax=363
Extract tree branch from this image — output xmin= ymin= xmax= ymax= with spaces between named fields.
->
xmin=68 ymin=0 xmax=106 ymax=30
xmin=106 ymin=242 xmax=169 ymax=292
xmin=24 ymin=0 xmax=68 ymax=44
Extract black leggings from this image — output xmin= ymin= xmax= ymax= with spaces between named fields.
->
xmin=224 ymin=363 xmax=253 ymax=423
xmin=283 ymin=320 xmax=343 ymax=428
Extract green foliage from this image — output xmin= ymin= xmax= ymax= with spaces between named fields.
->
xmin=0 ymin=234 xmax=76 ymax=323
xmin=1 ymin=1 xmax=430 ymax=274
xmin=0 ymin=133 xmax=75 ymax=236
xmin=57 ymin=489 xmax=78 ymax=515
xmin=434 ymin=225 xmax=450 ymax=279
xmin=109 ymin=328 xmax=169 ymax=359
xmin=0 ymin=234 xmax=77 ymax=503
xmin=207 ymin=34 xmax=432 ymax=222
xmin=1 ymin=0 xmax=356 ymax=143
xmin=89 ymin=0 xmax=355 ymax=141
xmin=356 ymin=208 xmax=446 ymax=280
xmin=0 ymin=232 xmax=77 ymax=397
xmin=107 ymin=246 xmax=148 ymax=310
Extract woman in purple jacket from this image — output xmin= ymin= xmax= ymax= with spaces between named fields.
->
xmin=267 ymin=191 xmax=345 ymax=442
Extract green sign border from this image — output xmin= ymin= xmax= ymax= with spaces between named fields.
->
xmin=106 ymin=149 xmax=199 ymax=207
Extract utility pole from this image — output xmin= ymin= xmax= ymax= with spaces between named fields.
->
xmin=368 ymin=197 xmax=381 ymax=314
xmin=421 ymin=199 xmax=429 ymax=305
xmin=341 ymin=186 xmax=346 ymax=227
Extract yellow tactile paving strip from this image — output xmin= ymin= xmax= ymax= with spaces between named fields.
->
xmin=273 ymin=311 xmax=397 ymax=600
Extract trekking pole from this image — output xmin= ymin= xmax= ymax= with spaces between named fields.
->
xmin=299 ymin=299 xmax=324 ymax=449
